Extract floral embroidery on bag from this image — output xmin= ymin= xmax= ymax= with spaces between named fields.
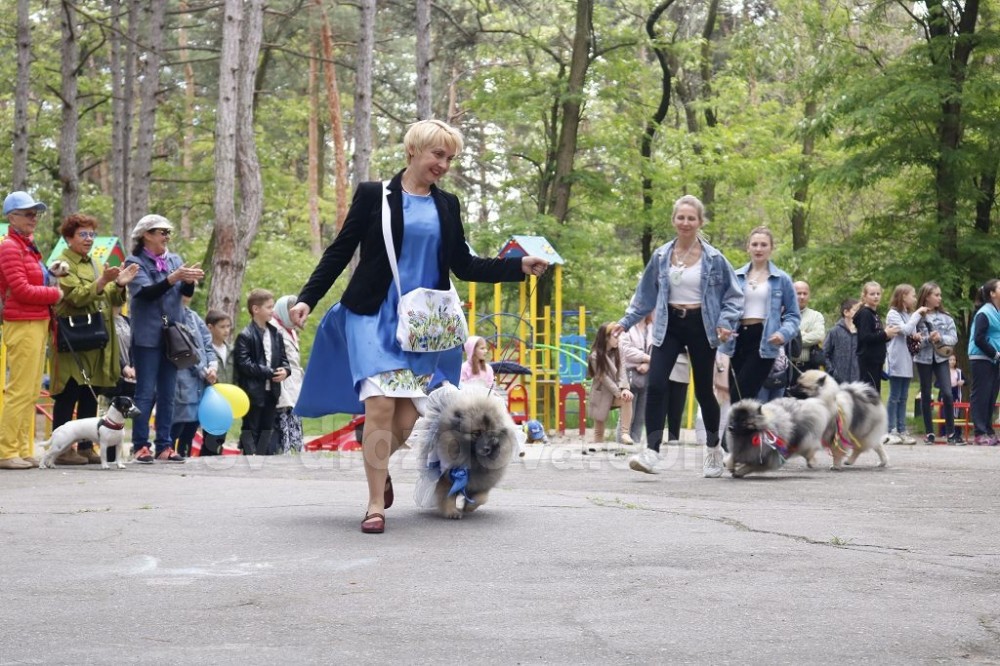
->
xmin=398 ymin=289 xmax=468 ymax=352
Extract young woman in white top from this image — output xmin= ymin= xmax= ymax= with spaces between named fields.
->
xmin=720 ymin=227 xmax=800 ymax=405
xmin=613 ymin=195 xmax=743 ymax=478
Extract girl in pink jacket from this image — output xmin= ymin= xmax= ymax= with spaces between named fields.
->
xmin=460 ymin=335 xmax=494 ymax=388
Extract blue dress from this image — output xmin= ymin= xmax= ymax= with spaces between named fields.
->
xmin=296 ymin=192 xmax=462 ymax=417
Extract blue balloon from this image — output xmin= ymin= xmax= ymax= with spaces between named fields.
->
xmin=198 ymin=386 xmax=233 ymax=435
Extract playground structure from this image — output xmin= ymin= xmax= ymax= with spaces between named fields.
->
xmin=468 ymin=235 xmax=592 ymax=436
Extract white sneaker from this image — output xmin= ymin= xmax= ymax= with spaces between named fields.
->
xmin=900 ymin=432 xmax=917 ymax=445
xmin=628 ymin=447 xmax=659 ymax=474
xmin=620 ymin=433 xmax=635 ymax=446
xmin=703 ymin=446 xmax=724 ymax=478
xmin=885 ymin=431 xmax=902 ymax=445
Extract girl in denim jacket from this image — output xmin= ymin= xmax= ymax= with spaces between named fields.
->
xmin=613 ymin=195 xmax=743 ymax=478
xmin=913 ymin=282 xmax=961 ymax=444
xmin=722 ymin=227 xmax=800 ymax=405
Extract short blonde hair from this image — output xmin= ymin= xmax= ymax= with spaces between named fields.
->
xmin=403 ymin=119 xmax=464 ymax=163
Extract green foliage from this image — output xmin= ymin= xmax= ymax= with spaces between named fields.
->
xmin=1 ymin=0 xmax=998 ymax=360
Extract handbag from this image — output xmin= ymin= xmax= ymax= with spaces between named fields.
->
xmin=923 ymin=319 xmax=955 ymax=358
xmin=763 ymin=348 xmax=790 ymax=390
xmin=906 ymin=335 xmax=922 ymax=356
xmin=162 ymin=316 xmax=200 ymax=369
xmin=628 ymin=368 xmax=648 ymax=390
xmin=56 ymin=311 xmax=109 ymax=352
xmin=381 ymin=182 xmax=468 ymax=353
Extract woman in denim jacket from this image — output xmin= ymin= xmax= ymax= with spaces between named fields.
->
xmin=720 ymin=227 xmax=800 ymax=405
xmin=613 ymin=194 xmax=743 ymax=478
xmin=124 ymin=215 xmax=204 ymax=464
xmin=913 ymin=281 xmax=961 ymax=444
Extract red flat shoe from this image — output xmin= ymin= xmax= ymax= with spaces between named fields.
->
xmin=361 ymin=512 xmax=385 ymax=534
xmin=384 ymin=474 xmax=394 ymax=510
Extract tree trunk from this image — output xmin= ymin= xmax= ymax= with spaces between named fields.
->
xmin=415 ymin=0 xmax=432 ymax=119
xmin=550 ymin=0 xmax=593 ymax=225
xmin=790 ymin=99 xmax=817 ymax=251
xmin=178 ymin=1 xmax=196 ymax=239
xmin=927 ymin=0 xmax=979 ymax=266
xmin=108 ymin=0 xmax=138 ymax=240
xmin=318 ymin=2 xmax=349 ymax=232
xmin=308 ymin=41 xmax=322 ymax=256
xmin=208 ymin=0 xmax=265 ymax=325
xmin=640 ymin=0 xmax=677 ymax=264
xmin=210 ymin=0 xmax=242 ymax=319
xmin=352 ymin=0 xmax=376 ymax=186
xmin=12 ymin=0 xmax=31 ymax=191
xmin=59 ymin=0 xmax=80 ymax=215
xmin=129 ymin=0 xmax=166 ymax=228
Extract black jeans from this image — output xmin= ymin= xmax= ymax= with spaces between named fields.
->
xmin=917 ymin=360 xmax=953 ymax=435
xmin=52 ymin=377 xmax=99 ymax=452
xmin=240 ymin=396 xmax=278 ymax=455
xmin=170 ymin=421 xmax=200 ymax=457
xmin=665 ymin=380 xmax=688 ymax=441
xmin=969 ymin=359 xmax=1000 ymax=436
xmin=728 ymin=323 xmax=776 ymax=403
xmin=645 ymin=307 xmax=720 ymax=451
xmin=858 ymin=357 xmax=884 ymax=394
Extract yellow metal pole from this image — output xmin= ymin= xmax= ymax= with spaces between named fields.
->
xmin=522 ymin=279 xmax=534 ymax=419
xmin=494 ymin=282 xmax=502 ymax=345
xmin=468 ymin=282 xmax=476 ymax=336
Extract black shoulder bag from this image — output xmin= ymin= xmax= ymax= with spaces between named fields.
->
xmin=163 ymin=315 xmax=199 ymax=369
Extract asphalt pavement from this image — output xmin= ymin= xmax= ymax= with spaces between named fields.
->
xmin=1 ymin=437 xmax=998 ymax=664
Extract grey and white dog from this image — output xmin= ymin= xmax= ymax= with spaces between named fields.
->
xmin=724 ymin=397 xmax=828 ymax=477
xmin=410 ymin=384 xmax=518 ymax=519
xmin=40 ymin=396 xmax=141 ymax=470
xmin=788 ymin=370 xmax=889 ymax=469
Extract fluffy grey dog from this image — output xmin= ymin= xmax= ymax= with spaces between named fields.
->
xmin=788 ymin=370 xmax=889 ymax=469
xmin=724 ymin=397 xmax=827 ymax=478
xmin=411 ymin=384 xmax=517 ymax=519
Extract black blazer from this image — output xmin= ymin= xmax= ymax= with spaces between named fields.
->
xmin=297 ymin=170 xmax=526 ymax=314
xmin=234 ymin=322 xmax=290 ymax=406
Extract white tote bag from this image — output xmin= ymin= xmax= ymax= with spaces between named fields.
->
xmin=381 ymin=182 xmax=469 ymax=353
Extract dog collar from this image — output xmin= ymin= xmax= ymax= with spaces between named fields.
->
xmin=97 ymin=418 xmax=125 ymax=431
xmin=751 ymin=429 xmax=792 ymax=460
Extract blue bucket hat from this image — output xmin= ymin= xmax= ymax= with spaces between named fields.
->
xmin=3 ymin=191 xmax=48 ymax=216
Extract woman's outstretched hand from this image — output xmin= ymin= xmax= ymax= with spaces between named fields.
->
xmin=289 ymin=301 xmax=311 ymax=328
xmin=521 ymin=256 xmax=549 ymax=277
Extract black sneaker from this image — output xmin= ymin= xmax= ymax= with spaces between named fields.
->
xmin=947 ymin=432 xmax=964 ymax=446
xmin=133 ymin=446 xmax=155 ymax=464
xmin=923 ymin=434 xmax=935 ymax=445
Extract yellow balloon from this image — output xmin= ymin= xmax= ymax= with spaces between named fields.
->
xmin=213 ymin=383 xmax=250 ymax=419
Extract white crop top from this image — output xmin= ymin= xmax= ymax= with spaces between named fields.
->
xmin=668 ymin=260 xmax=702 ymax=306
xmin=742 ymin=279 xmax=769 ymax=319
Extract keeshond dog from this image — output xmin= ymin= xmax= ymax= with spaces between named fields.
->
xmin=788 ymin=370 xmax=889 ymax=469
xmin=411 ymin=384 xmax=517 ymax=519
xmin=724 ymin=397 xmax=827 ymax=478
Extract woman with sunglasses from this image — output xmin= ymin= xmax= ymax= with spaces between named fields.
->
xmin=0 ymin=192 xmax=63 ymax=469
xmin=49 ymin=214 xmax=140 ymax=465
xmin=124 ymin=214 xmax=204 ymax=464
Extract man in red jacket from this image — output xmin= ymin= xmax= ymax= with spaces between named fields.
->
xmin=0 ymin=191 xmax=63 ymax=469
